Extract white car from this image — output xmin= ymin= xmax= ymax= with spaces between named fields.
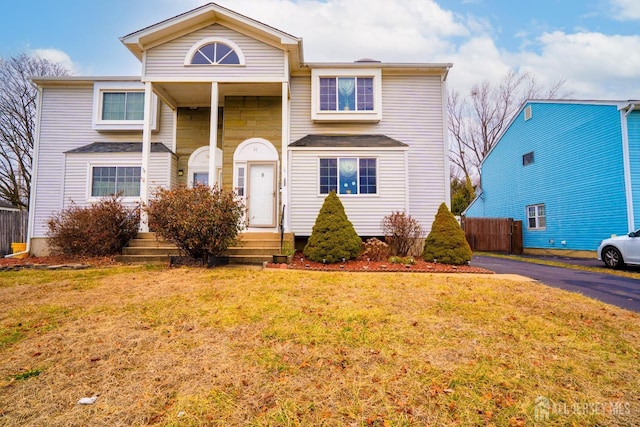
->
xmin=598 ymin=230 xmax=640 ymax=268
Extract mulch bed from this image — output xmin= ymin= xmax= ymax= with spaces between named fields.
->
xmin=0 ymin=255 xmax=118 ymax=270
xmin=267 ymin=252 xmax=493 ymax=273
xmin=1 ymin=253 xmax=493 ymax=274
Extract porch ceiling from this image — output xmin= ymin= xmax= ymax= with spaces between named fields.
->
xmin=153 ymin=82 xmax=282 ymax=108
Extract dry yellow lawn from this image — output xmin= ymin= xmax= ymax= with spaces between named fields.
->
xmin=0 ymin=265 xmax=638 ymax=426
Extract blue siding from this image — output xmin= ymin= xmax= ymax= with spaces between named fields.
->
xmin=467 ymin=102 xmax=628 ymax=251
xmin=628 ymin=110 xmax=640 ymax=230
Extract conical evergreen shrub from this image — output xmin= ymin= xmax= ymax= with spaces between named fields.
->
xmin=422 ymin=202 xmax=472 ymax=265
xmin=304 ymin=191 xmax=362 ymax=263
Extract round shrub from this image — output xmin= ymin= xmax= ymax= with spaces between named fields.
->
xmin=303 ymin=191 xmax=362 ymax=263
xmin=422 ymin=202 xmax=472 ymax=265
xmin=47 ymin=196 xmax=139 ymax=257
xmin=146 ymin=184 xmax=246 ymax=261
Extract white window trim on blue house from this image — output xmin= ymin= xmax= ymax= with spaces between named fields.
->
xmin=527 ymin=203 xmax=546 ymax=230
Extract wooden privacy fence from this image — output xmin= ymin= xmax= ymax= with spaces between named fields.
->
xmin=0 ymin=210 xmax=28 ymax=256
xmin=461 ymin=217 xmax=523 ymax=254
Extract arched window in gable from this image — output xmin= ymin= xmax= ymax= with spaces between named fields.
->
xmin=185 ymin=38 xmax=245 ymax=66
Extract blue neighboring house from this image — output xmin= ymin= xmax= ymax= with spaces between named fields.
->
xmin=465 ymin=99 xmax=640 ymax=254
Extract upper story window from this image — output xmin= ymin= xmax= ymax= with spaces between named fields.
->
xmin=523 ymin=151 xmax=534 ymax=166
xmin=102 ymin=92 xmax=144 ymax=121
xmin=92 ymin=82 xmax=158 ymax=131
xmin=311 ymin=68 xmax=382 ymax=122
xmin=184 ymin=37 xmax=245 ymax=66
xmin=319 ymin=77 xmax=374 ymax=112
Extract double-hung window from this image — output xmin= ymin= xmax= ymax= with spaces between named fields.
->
xmin=312 ymin=69 xmax=382 ymax=122
xmin=91 ymin=166 xmax=141 ymax=198
xmin=101 ymin=92 xmax=144 ymax=121
xmin=92 ymin=82 xmax=157 ymax=131
xmin=319 ymin=77 xmax=374 ymax=111
xmin=527 ymin=204 xmax=546 ymax=229
xmin=319 ymin=157 xmax=377 ymax=195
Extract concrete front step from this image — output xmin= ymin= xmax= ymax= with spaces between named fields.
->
xmin=122 ymin=247 xmax=180 ymax=256
xmin=117 ymin=232 xmax=293 ymax=265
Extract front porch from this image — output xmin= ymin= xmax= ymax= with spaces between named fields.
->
xmin=142 ymin=80 xmax=290 ymax=233
xmin=116 ymin=231 xmax=295 ymax=265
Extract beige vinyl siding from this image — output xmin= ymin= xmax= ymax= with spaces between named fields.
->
xmin=32 ymin=84 xmax=174 ymax=238
xmin=290 ymin=149 xmax=407 ymax=236
xmin=144 ymin=24 xmax=286 ymax=81
xmin=289 ymin=74 xmax=447 ymax=233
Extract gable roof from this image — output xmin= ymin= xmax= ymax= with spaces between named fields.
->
xmin=289 ymin=134 xmax=408 ymax=148
xmin=65 ymin=142 xmax=173 ymax=154
xmin=478 ymin=99 xmax=640 ymax=173
xmin=120 ymin=2 xmax=303 ymax=69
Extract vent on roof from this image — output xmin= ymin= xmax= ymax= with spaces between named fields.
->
xmin=354 ymin=58 xmax=381 ymax=63
xmin=524 ymin=105 xmax=532 ymax=121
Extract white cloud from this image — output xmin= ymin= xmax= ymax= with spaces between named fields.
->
xmin=173 ymin=0 xmax=640 ymax=100
xmin=515 ymin=31 xmax=640 ymax=99
xmin=609 ymin=0 xmax=640 ymax=20
xmin=213 ymin=0 xmax=467 ymax=62
xmin=30 ymin=48 xmax=78 ymax=74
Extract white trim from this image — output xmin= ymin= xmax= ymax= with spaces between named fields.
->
xmin=441 ymin=73 xmax=451 ymax=207
xmin=209 ymin=83 xmax=219 ymax=188
xmin=311 ymin=68 xmax=382 ymax=122
xmin=139 ymin=82 xmax=153 ymax=232
xmin=233 ymin=138 xmax=279 ymax=162
xmin=404 ymin=149 xmax=410 ymax=212
xmin=142 ymin=76 xmax=287 ymax=83
xmin=290 ymin=146 xmax=408 ymax=152
xmin=526 ymin=203 xmax=546 ymax=230
xmin=86 ymin=162 xmax=143 ymax=203
xmin=281 ymin=80 xmax=290 ymax=231
xmin=187 ymin=146 xmax=223 ymax=187
xmin=92 ymin=81 xmax=158 ymax=131
xmin=316 ymin=156 xmax=379 ymax=197
xmin=183 ymin=37 xmax=246 ymax=66
xmin=621 ymin=105 xmax=636 ymax=231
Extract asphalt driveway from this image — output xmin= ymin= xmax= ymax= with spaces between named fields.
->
xmin=471 ymin=255 xmax=640 ymax=312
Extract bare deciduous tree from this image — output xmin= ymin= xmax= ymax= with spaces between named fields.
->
xmin=0 ymin=53 xmax=69 ymax=209
xmin=448 ymin=70 xmax=568 ymax=181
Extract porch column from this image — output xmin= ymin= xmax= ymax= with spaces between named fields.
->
xmin=139 ymin=81 xmax=153 ymax=232
xmin=208 ymin=82 xmax=219 ymax=188
xmin=281 ymin=81 xmax=290 ymax=232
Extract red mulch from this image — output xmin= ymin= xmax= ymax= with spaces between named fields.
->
xmin=267 ymin=252 xmax=492 ymax=273
xmin=0 ymin=255 xmax=119 ymax=267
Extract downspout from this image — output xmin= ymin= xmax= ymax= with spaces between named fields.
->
xmin=621 ymin=103 xmax=636 ymax=232
xmin=6 ymin=84 xmax=43 ymax=258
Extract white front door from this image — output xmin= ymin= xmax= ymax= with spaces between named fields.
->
xmin=248 ymin=163 xmax=276 ymax=227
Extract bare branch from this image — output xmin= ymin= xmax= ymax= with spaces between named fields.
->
xmin=0 ymin=53 xmax=70 ymax=209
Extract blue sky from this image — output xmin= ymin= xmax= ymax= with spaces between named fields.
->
xmin=1 ymin=0 xmax=639 ymax=99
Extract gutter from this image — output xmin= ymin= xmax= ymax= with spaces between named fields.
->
xmin=621 ymin=103 xmax=636 ymax=232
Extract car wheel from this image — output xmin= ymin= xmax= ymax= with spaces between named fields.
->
xmin=602 ymin=246 xmax=624 ymax=269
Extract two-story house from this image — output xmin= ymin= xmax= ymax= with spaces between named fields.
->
xmin=465 ymin=99 xmax=640 ymax=256
xmin=27 ymin=2 xmax=452 ymax=260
